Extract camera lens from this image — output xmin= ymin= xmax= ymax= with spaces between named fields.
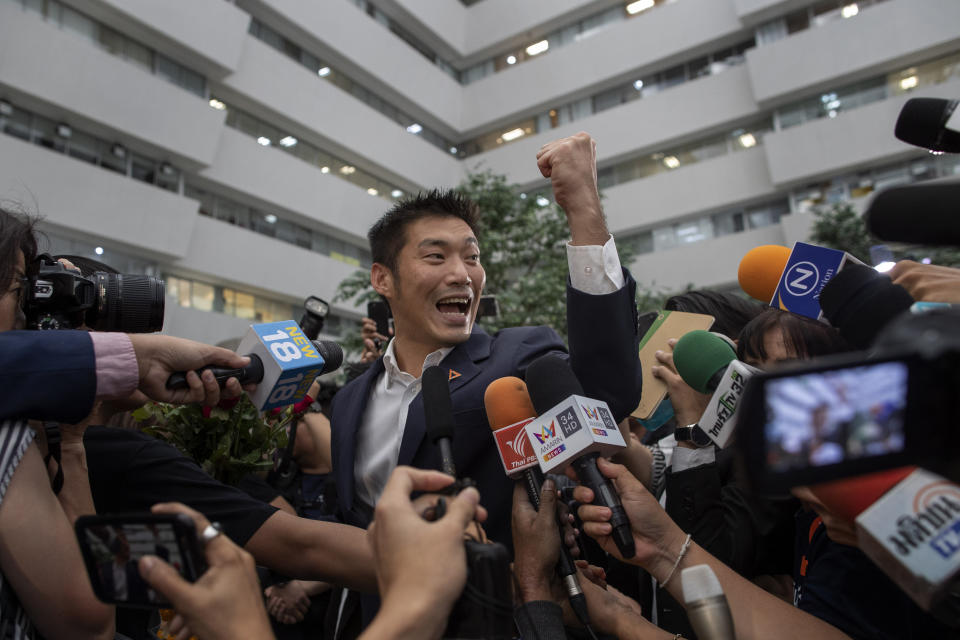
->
xmin=87 ymin=272 xmax=165 ymax=333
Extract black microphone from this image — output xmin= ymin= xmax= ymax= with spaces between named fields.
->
xmin=526 ymin=354 xmax=636 ymax=559
xmin=422 ymin=365 xmax=457 ymax=477
xmin=865 ymin=181 xmax=960 ymax=246
xmin=895 ymin=97 xmax=960 ymax=153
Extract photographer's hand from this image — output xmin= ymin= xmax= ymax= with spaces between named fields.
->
xmin=128 ymin=334 xmax=251 ymax=406
xmin=362 ymin=467 xmax=480 ymax=640
xmin=511 ymin=478 xmax=561 ymax=603
xmin=138 ymin=502 xmax=274 ymax=640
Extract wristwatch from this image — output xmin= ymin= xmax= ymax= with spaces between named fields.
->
xmin=674 ymin=423 xmax=713 ymax=448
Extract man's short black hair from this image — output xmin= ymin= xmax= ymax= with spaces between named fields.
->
xmin=368 ymin=189 xmax=480 ymax=272
xmin=0 ymin=205 xmax=39 ymax=290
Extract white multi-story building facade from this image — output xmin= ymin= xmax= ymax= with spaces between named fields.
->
xmin=1 ymin=0 xmax=957 ymax=345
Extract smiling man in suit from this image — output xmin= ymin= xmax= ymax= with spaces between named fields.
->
xmin=330 ymin=133 xmax=643 ymax=557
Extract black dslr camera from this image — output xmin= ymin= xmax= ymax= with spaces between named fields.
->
xmin=24 ymin=254 xmax=165 ymax=333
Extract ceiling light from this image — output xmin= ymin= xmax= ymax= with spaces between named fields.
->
xmin=208 ymin=98 xmax=226 ymax=110
xmin=536 ymin=195 xmax=550 ymax=207
xmin=111 ymin=143 xmax=127 ymax=158
xmin=367 ymin=187 xmax=378 ymax=196
xmin=525 ymin=40 xmax=549 ymax=57
xmin=340 ymin=165 xmax=356 ymax=175
xmin=626 ymin=0 xmax=655 ymax=15
xmin=159 ymin=162 xmax=175 ymax=176
xmin=738 ymin=133 xmax=757 ymax=148
xmin=406 ymin=123 xmax=423 ymax=134
xmin=633 ymin=79 xmax=644 ymax=90
xmin=506 ymin=55 xmax=517 ymax=65
xmin=257 ymin=136 xmax=271 ymax=146
xmin=321 ymin=166 xmax=330 ymax=174
xmin=519 ymin=193 xmax=527 ymax=200
xmin=279 ymin=136 xmax=298 ymax=147
xmin=874 ymin=261 xmax=895 ymax=273
xmin=449 ymin=146 xmax=458 ymax=154
xmin=56 ymin=123 xmax=72 ymax=138
xmin=663 ymin=155 xmax=680 ymax=169
xmin=841 ymin=3 xmax=859 ymax=18
xmin=0 ymin=100 xmax=12 ymax=116
xmin=94 ymin=246 xmax=104 ymax=256
xmin=899 ymin=75 xmax=918 ymax=90
xmin=501 ymin=127 xmax=525 ymax=142
xmin=391 ymin=189 xmax=403 ymax=198
xmin=264 ymin=214 xmax=278 ymax=224
xmin=922 ymin=257 xmax=932 ymax=265
xmin=318 ymin=66 xmax=331 ymax=77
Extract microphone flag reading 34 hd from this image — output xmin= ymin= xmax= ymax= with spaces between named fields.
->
xmin=237 ymin=320 xmax=330 ymax=411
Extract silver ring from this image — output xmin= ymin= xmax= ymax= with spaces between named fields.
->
xmin=200 ymin=522 xmax=222 ymax=544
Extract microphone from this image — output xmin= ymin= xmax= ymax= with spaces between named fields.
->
xmin=865 ymin=181 xmax=960 ymax=246
xmin=738 ymin=244 xmax=791 ymax=303
xmin=818 ymin=262 xmax=914 ymax=350
xmin=484 ymin=377 xmax=542 ymax=499
xmin=894 ymin=97 xmax=960 ymax=153
xmin=682 ymin=565 xmax=735 ymax=640
xmin=483 ymin=377 xmax=594 ymax=629
xmin=166 ymin=320 xmax=343 ymax=411
xmin=672 ymin=331 xmax=758 ymax=448
xmin=525 ymin=354 xmax=635 ymax=559
xmin=855 ymin=468 xmax=960 ymax=615
xmin=739 ymin=241 xmax=865 ymax=321
xmin=422 ymin=365 xmax=457 ymax=477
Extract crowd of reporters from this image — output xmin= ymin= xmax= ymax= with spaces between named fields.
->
xmin=2 ymin=129 xmax=960 ymax=640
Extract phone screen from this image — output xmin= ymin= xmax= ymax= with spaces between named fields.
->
xmin=763 ymin=360 xmax=908 ymax=473
xmin=77 ymin=519 xmax=199 ymax=607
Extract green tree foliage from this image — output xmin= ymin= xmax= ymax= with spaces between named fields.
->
xmin=809 ymin=201 xmax=960 ymax=267
xmin=334 ymin=169 xmax=637 ymax=342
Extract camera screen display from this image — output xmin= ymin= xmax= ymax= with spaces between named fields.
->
xmin=764 ymin=361 xmax=908 ymax=472
xmin=80 ymin=522 xmax=187 ymax=605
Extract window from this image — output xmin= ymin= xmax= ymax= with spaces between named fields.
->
xmin=131 ymin=155 xmax=156 ymax=185
xmin=191 ymin=281 xmax=215 ymax=312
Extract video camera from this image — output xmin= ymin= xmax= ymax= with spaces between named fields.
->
xmin=24 ymin=254 xmax=164 ymax=333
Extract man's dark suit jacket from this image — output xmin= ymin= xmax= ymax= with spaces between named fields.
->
xmin=0 ymin=330 xmax=97 ymax=423
xmin=330 ymin=271 xmax=643 ymax=547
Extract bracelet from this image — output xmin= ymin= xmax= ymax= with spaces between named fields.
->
xmin=659 ymin=533 xmax=693 ymax=589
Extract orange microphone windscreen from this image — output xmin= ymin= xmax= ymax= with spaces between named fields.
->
xmin=484 ymin=377 xmax=536 ymax=430
xmin=809 ymin=466 xmax=916 ymax=523
xmin=738 ymin=245 xmax=791 ymax=302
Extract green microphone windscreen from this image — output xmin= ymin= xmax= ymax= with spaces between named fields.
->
xmin=672 ymin=330 xmax=736 ymax=394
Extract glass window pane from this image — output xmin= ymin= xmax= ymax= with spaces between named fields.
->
xmin=132 ymin=155 xmax=156 ymax=184
xmin=235 ymin=292 xmax=255 ymax=320
xmin=2 ymin=106 xmax=32 ymax=141
xmin=100 ymin=142 xmax=128 ymax=173
xmin=157 ymin=164 xmax=180 ymax=192
xmin=191 ymin=281 xmax=214 ymax=311
xmin=67 ymin=130 xmax=99 ymax=164
xmin=123 ymin=38 xmax=152 ymax=72
xmin=60 ymin=6 xmax=96 ymax=40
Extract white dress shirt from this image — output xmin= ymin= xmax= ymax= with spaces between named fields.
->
xmin=352 ymin=235 xmax=624 ymax=509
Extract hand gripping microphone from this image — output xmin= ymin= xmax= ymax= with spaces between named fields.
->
xmin=166 ymin=320 xmax=343 ymax=411
xmin=672 ymin=331 xmax=758 ymax=448
xmin=483 ymin=377 xmax=594 ymax=630
xmin=525 ymin=354 xmax=635 ymax=559
xmin=682 ymin=565 xmax=735 ymax=640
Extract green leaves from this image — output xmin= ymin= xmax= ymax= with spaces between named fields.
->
xmin=134 ymin=395 xmax=289 ymax=486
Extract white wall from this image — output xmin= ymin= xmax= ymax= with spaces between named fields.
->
xmin=197 ymin=129 xmax=385 ymax=244
xmin=238 ymin=0 xmax=462 ymax=137
xmin=470 ymin=66 xmax=760 ymax=186
xmin=605 ymin=147 xmax=776 ymax=234
xmin=0 ymin=3 xmax=225 ymax=169
xmin=459 ymin=0 xmax=744 ymax=133
xmin=62 ymin=0 xmax=249 ymax=77
xmin=172 ymin=216 xmax=364 ymax=316
xmin=0 ymin=135 xmax=198 ymax=260
xmin=221 ymin=36 xmax=463 ymax=191
xmin=764 ymin=79 xmax=960 ymax=187
xmin=746 ymin=0 xmax=960 ymax=106
xmin=629 ymin=224 xmax=786 ymax=291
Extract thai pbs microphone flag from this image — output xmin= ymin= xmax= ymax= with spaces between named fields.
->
xmin=237 ymin=320 xmax=327 ymax=411
xmin=492 ymin=417 xmax=539 ymax=477
xmin=771 ymin=242 xmax=862 ymax=321
xmin=524 ymin=396 xmax=626 ymax=474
